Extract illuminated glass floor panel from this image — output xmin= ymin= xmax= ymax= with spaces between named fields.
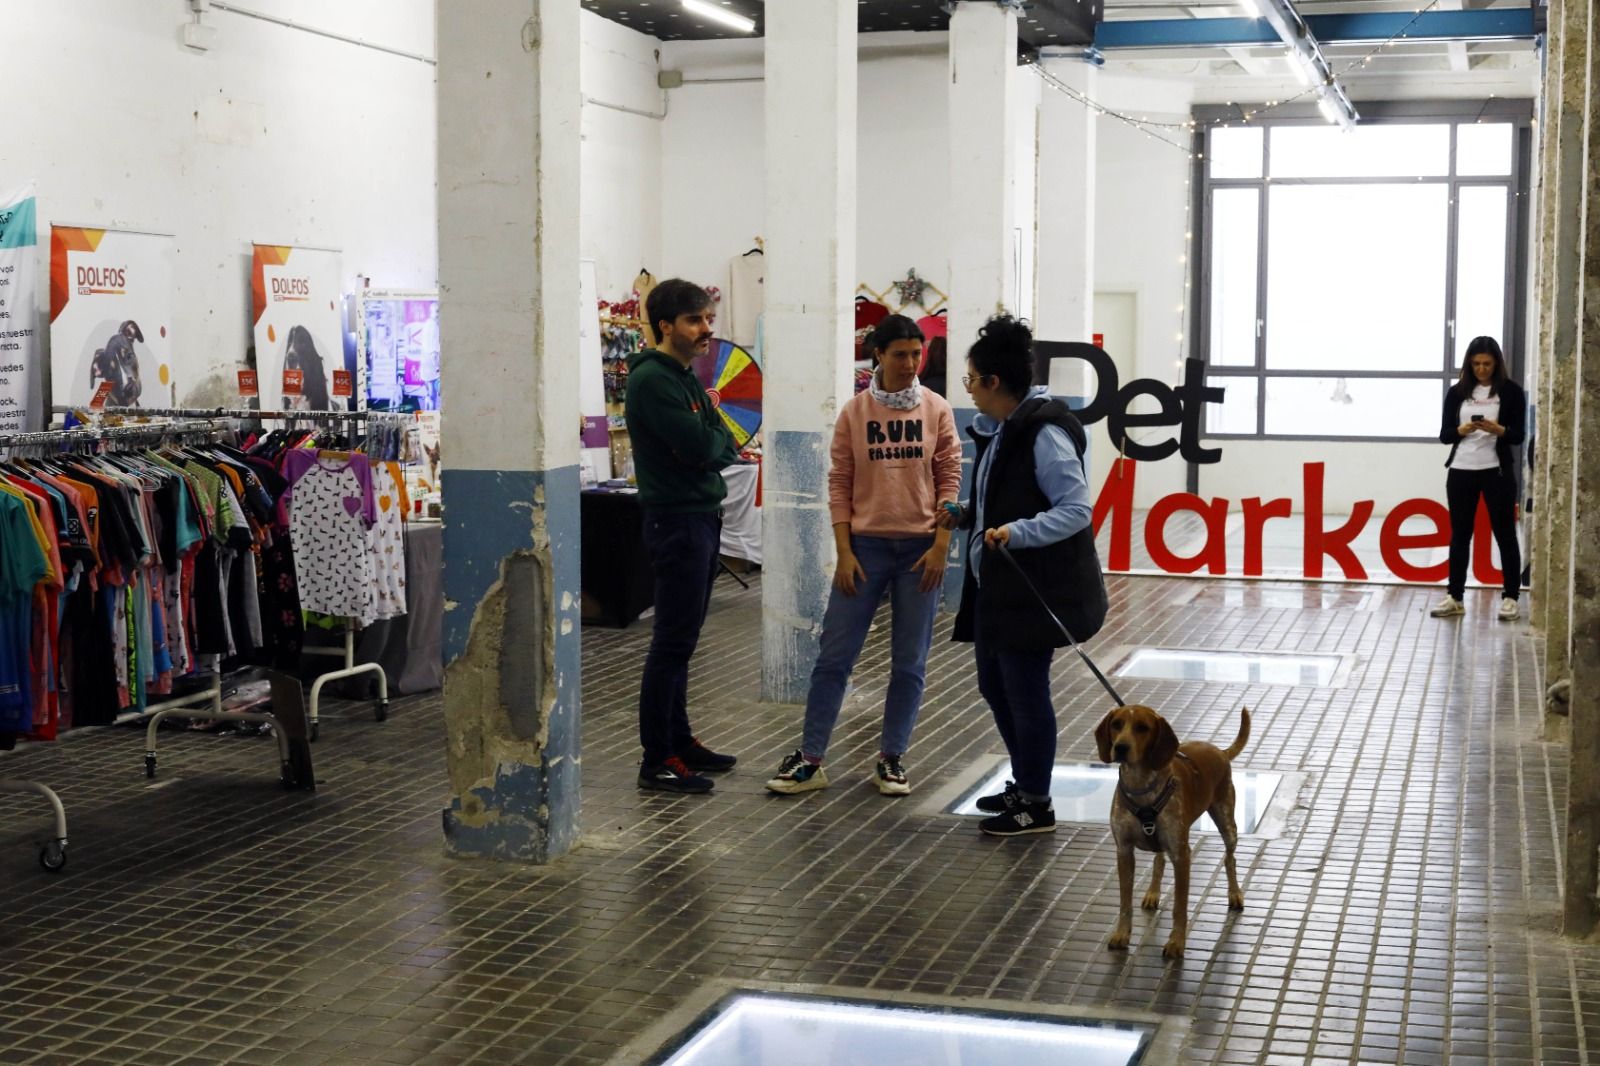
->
xmin=648 ymin=992 xmax=1153 ymax=1066
xmin=1113 ymin=647 xmax=1343 ymax=686
xmin=950 ymin=762 xmax=1282 ymax=835
xmin=1182 ymin=584 xmax=1380 ymax=611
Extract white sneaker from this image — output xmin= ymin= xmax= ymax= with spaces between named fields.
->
xmin=1498 ymin=597 xmax=1520 ymax=621
xmin=1430 ymin=596 xmax=1465 ymax=618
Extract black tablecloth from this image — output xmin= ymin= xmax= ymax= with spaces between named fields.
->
xmin=580 ymin=489 xmax=656 ymax=628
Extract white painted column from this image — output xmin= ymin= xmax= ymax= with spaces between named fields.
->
xmin=436 ymin=0 xmax=583 ymax=862
xmin=760 ymin=0 xmax=857 ymax=702
xmin=1035 ymin=59 xmax=1098 ymax=399
xmin=945 ymin=1 xmax=1020 ymax=598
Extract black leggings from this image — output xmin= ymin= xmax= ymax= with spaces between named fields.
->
xmin=1446 ymin=466 xmax=1521 ymax=600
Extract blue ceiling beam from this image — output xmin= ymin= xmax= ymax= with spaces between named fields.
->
xmin=1094 ymin=7 xmax=1539 ymax=50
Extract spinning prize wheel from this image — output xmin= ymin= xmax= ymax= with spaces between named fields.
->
xmin=693 ymin=338 xmax=763 ymax=447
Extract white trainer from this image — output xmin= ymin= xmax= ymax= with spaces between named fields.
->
xmin=1498 ymin=597 xmax=1520 ymax=621
xmin=1430 ymin=595 xmax=1465 ymax=618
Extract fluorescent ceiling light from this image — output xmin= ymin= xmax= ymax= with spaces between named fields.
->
xmin=1317 ymin=93 xmax=1342 ymax=125
xmin=1238 ymin=0 xmax=1263 ymax=17
xmin=682 ymin=0 xmax=755 ymax=33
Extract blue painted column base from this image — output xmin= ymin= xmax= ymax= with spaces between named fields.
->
xmin=761 ymin=429 xmax=833 ymax=704
xmin=439 ymin=466 xmax=582 ymax=863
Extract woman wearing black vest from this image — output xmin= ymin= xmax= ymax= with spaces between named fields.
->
xmin=937 ymin=316 xmax=1107 ymax=837
xmin=1429 ymin=336 xmax=1526 ymax=621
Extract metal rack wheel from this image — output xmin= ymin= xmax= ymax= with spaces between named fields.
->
xmin=39 ymin=841 xmax=66 ymax=873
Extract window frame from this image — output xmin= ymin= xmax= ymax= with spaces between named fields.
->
xmin=1191 ymin=100 xmax=1534 ymax=444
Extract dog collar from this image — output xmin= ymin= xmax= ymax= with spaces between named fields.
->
xmin=1118 ymin=753 xmax=1193 ymax=837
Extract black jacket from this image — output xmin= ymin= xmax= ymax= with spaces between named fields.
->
xmin=952 ymin=397 xmax=1108 ymax=650
xmin=1439 ymin=378 xmax=1526 ymax=481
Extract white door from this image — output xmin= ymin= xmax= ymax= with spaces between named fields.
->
xmin=1087 ymin=292 xmax=1138 ymax=502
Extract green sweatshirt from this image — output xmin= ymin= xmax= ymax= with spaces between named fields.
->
xmin=624 ymin=349 xmax=740 ymax=513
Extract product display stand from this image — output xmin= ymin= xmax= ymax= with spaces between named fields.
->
xmin=305 ymin=625 xmax=388 ymax=741
xmin=0 ymin=778 xmax=68 ymax=873
xmin=142 ymin=668 xmax=316 ymax=788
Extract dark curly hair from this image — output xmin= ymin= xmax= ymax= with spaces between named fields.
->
xmin=966 ymin=314 xmax=1036 ymax=398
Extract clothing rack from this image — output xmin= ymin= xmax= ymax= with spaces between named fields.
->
xmin=2 ymin=418 xmax=232 ymax=872
xmin=58 ymin=405 xmax=394 ymax=742
xmin=0 ymin=778 xmax=68 ymax=872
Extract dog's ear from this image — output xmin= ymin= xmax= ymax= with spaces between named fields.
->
xmin=1094 ymin=712 xmax=1116 ymax=764
xmin=1144 ymin=715 xmax=1179 ymax=770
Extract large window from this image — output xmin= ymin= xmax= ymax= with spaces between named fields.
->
xmin=1195 ymin=105 xmax=1531 ymax=440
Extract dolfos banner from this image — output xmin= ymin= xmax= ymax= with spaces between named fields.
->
xmin=0 ymin=186 xmax=40 ymax=432
xmin=49 ymin=225 xmax=174 ymax=411
xmin=251 ymin=244 xmax=344 ymax=411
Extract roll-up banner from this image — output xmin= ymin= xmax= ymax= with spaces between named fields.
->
xmin=251 ymin=244 xmax=345 ymax=411
xmin=0 ymin=186 xmax=40 ymax=431
xmin=49 ymin=224 xmax=174 ymax=412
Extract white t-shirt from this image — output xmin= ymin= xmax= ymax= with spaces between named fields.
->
xmin=1451 ymin=384 xmax=1501 ymax=470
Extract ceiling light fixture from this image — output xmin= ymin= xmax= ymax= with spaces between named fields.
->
xmin=681 ymin=0 xmax=755 ymax=32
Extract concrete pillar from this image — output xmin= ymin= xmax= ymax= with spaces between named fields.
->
xmin=1035 ymin=61 xmax=1097 ymax=361
xmin=1540 ymin=0 xmax=1584 ymax=718
xmin=1561 ymin=0 xmax=1600 ymax=939
xmin=760 ymin=0 xmax=856 ymax=703
xmin=1530 ymin=38 xmax=1558 ymax=674
xmin=436 ymin=0 xmax=583 ymax=862
xmin=945 ymin=0 xmax=1020 ymax=598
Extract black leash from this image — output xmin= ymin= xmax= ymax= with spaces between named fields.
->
xmin=994 ymin=542 xmax=1126 ymax=708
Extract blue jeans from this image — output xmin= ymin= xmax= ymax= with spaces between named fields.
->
xmin=974 ymin=629 xmax=1058 ymax=796
xmin=638 ymin=510 xmax=722 ymax=766
xmin=800 ymin=535 xmax=939 ymax=761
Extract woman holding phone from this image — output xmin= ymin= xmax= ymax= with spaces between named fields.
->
xmin=1430 ymin=336 xmax=1527 ymax=621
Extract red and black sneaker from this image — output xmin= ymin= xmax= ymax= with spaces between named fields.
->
xmin=680 ymin=739 xmax=738 ymax=773
xmin=638 ymin=756 xmax=714 ymax=794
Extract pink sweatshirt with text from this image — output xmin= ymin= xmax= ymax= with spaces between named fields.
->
xmin=828 ymin=389 xmax=963 ymax=537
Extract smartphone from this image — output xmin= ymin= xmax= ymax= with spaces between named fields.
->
xmin=1471 ymin=414 xmax=1485 ymax=422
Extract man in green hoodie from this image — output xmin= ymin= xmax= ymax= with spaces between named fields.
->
xmin=625 ymin=278 xmax=742 ymax=793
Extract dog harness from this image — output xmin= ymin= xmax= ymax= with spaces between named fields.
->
xmin=1119 ymin=752 xmax=1194 ymax=838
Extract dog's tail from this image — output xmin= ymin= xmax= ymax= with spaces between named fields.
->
xmin=1222 ymin=706 xmax=1251 ymax=761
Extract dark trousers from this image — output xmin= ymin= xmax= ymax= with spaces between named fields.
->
xmin=638 ymin=510 xmax=722 ymax=766
xmin=974 ymin=632 xmax=1058 ymax=797
xmin=1446 ymin=466 xmax=1521 ymax=600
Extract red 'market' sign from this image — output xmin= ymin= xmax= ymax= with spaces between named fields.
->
xmin=1093 ymin=457 xmax=1509 ymax=586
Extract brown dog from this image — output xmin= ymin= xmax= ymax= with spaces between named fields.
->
xmin=1095 ymin=704 xmax=1252 ymax=959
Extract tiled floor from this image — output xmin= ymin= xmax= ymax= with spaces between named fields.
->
xmin=0 ymin=571 xmax=1588 ymax=1064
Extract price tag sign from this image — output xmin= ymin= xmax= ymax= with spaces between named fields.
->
xmin=332 ymin=370 xmax=353 ymax=398
xmin=89 ymin=381 xmax=114 ymax=410
xmin=282 ymin=368 xmax=304 ymax=396
xmin=237 ymin=369 xmax=259 ymax=397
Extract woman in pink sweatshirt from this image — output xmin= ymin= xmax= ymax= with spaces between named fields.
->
xmin=766 ymin=315 xmax=964 ymax=796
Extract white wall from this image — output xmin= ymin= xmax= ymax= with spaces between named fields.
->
xmin=0 ymin=0 xmax=437 ymax=408
xmin=658 ymin=37 xmax=954 ymax=313
xmin=580 ymin=12 xmax=664 ymax=303
xmin=1090 ymin=75 xmax=1195 ymax=506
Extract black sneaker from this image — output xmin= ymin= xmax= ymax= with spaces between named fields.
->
xmin=975 ymin=779 xmax=1022 ymax=814
xmin=680 ymin=738 xmax=738 ymax=772
xmin=979 ymin=799 xmax=1056 ymax=836
xmin=638 ymin=756 xmax=714 ymax=794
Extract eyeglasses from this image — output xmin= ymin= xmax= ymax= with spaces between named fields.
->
xmin=961 ymin=374 xmax=989 ymax=388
